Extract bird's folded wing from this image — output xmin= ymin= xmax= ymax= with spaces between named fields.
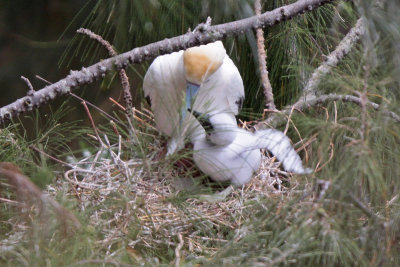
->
xmin=224 ymin=57 xmax=245 ymax=115
xmin=143 ymin=51 xmax=186 ymax=136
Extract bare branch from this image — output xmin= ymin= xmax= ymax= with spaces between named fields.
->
xmin=261 ymin=17 xmax=368 ymax=127
xmin=0 ymin=0 xmax=334 ymax=124
xmin=303 ymin=17 xmax=366 ymax=98
xmin=261 ymin=93 xmax=400 ymax=127
xmin=20 ymin=76 xmax=35 ymax=96
xmin=254 ymin=0 xmax=276 ymax=110
xmin=77 ymin=28 xmax=134 ymax=117
xmin=35 ymin=74 xmax=52 ymax=85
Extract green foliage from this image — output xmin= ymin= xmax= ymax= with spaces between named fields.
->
xmin=204 ymin=197 xmax=365 ymax=266
xmin=3 ymin=103 xmax=88 ymax=187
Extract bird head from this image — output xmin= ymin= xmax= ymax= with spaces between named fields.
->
xmin=183 ymin=41 xmax=226 ymax=85
xmin=189 ymin=109 xmax=237 ymax=146
xmin=181 ymin=41 xmax=226 ymax=120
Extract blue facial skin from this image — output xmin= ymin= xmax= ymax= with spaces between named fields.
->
xmin=181 ymin=82 xmax=200 ymax=123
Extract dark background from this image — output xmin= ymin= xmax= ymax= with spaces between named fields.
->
xmin=0 ymin=0 xmax=85 ymax=107
xmin=0 ymin=0 xmax=140 ymax=126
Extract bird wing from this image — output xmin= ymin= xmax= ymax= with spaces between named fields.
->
xmin=223 ymin=57 xmax=245 ymax=115
xmin=143 ymin=51 xmax=186 ymax=137
xmin=252 ymin=129 xmax=312 ymax=174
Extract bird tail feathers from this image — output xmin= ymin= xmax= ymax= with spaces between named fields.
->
xmin=254 ymin=129 xmax=312 ymax=174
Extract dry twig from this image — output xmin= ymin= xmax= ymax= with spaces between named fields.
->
xmin=30 ymin=145 xmax=74 ymax=168
xmin=20 ymin=76 xmax=35 ymax=96
xmin=77 ymin=28 xmax=134 ymax=119
xmin=70 ymin=92 xmax=122 ymax=124
xmin=174 ymin=233 xmax=184 ymax=267
xmin=82 ymin=101 xmax=103 ymax=145
xmin=254 ymin=0 xmax=276 ymax=110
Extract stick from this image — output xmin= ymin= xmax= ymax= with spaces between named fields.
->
xmin=77 ymin=28 xmax=134 ymax=118
xmin=254 ymin=0 xmax=276 ymax=110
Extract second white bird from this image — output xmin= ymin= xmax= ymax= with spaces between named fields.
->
xmin=189 ymin=110 xmax=312 ymax=186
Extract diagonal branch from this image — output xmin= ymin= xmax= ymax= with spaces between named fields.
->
xmin=303 ymin=17 xmax=366 ymax=98
xmin=0 ymin=0 xmax=334 ymax=124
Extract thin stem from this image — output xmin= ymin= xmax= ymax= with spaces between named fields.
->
xmin=77 ymin=28 xmax=134 ymax=120
xmin=254 ymin=0 xmax=276 ymax=110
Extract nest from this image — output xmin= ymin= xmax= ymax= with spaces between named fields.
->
xmin=60 ymin=137 xmax=299 ymax=260
xmin=0 ymin=108 xmax=305 ymax=263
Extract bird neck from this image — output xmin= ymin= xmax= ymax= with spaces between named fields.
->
xmin=198 ymin=113 xmax=239 ymax=146
xmin=186 ymin=82 xmax=200 ymax=108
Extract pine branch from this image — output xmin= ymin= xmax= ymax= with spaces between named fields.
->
xmin=0 ymin=0 xmax=334 ymax=124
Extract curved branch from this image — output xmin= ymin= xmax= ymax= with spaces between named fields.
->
xmin=77 ymin=28 xmax=134 ymax=118
xmin=261 ymin=93 xmax=400 ymax=127
xmin=0 ymin=0 xmax=333 ymax=124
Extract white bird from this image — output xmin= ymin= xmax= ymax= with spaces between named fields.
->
xmin=189 ymin=110 xmax=312 ymax=186
xmin=143 ymin=41 xmax=244 ymax=155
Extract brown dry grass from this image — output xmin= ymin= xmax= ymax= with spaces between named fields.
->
xmin=58 ymin=135 xmax=303 ymax=259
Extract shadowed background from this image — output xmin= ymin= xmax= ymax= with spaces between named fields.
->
xmin=0 ymin=0 xmax=84 ymax=106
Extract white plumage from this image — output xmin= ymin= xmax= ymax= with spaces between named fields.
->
xmin=143 ymin=41 xmax=244 ymax=155
xmin=190 ymin=111 xmax=312 ymax=186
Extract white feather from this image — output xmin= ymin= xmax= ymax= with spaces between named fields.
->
xmin=191 ymin=113 xmax=312 ymax=186
xmin=143 ymin=42 xmax=244 ymax=154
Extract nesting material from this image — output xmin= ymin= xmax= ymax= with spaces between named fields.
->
xmin=57 ymin=141 xmax=299 ymax=257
